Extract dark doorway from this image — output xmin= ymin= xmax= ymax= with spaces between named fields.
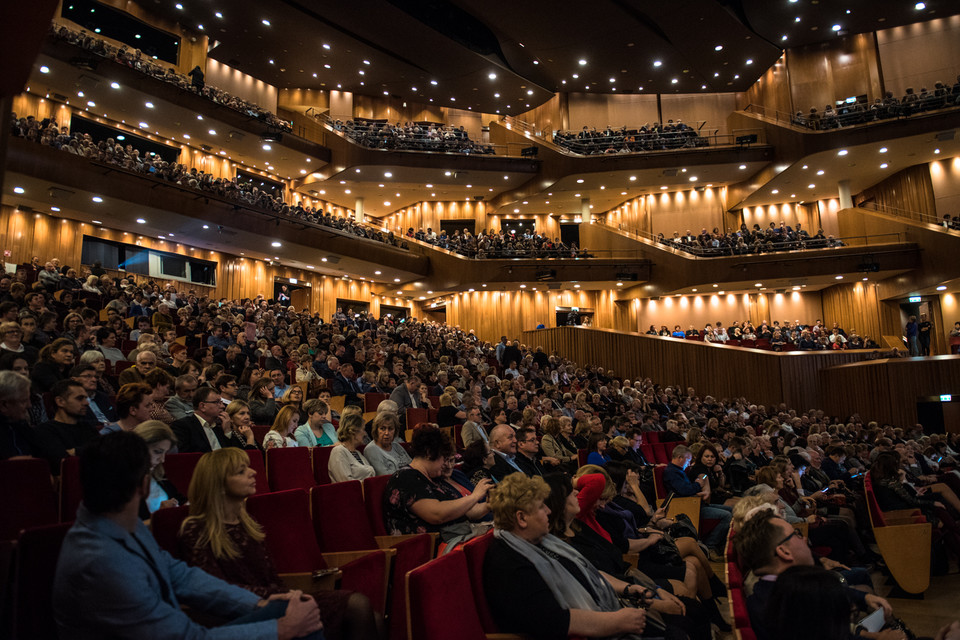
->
xmin=560 ymin=223 xmax=580 ymax=248
xmin=501 ymin=219 xmax=535 ymax=237
xmin=440 ymin=220 xmax=474 ymax=236
xmin=274 ymin=279 xmax=308 ymax=307
xmin=556 ymin=306 xmax=594 ymax=327
xmin=380 ymin=304 xmax=409 ymax=320
xmin=336 ymin=298 xmax=370 ymax=318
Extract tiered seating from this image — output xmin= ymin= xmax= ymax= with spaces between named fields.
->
xmin=863 ymin=474 xmax=931 ymax=594
xmin=0 ymin=459 xmax=58 ymax=538
xmin=266 ymin=447 xmax=315 ymax=492
xmin=725 ymin=532 xmax=757 ymax=640
xmin=12 ymin=523 xmax=72 ymax=640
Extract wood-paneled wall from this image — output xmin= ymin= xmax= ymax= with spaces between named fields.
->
xmin=820 ymin=282 xmax=884 ymax=346
xmin=445 ymin=289 xmax=598 ymax=342
xmin=785 ymin=33 xmax=883 ymax=114
xmin=738 ymin=54 xmax=792 ymax=115
xmin=820 ymin=356 xmax=960 ymax=427
xmin=876 ymin=16 xmax=960 ymax=101
xmin=631 ymin=292 xmax=825 ymax=335
xmin=603 ymin=188 xmax=727 ymax=237
xmin=567 ymin=93 xmax=660 ymax=131
xmin=856 ymin=164 xmax=937 ymax=220
xmin=381 ymin=201 xmax=487 ymax=235
xmin=0 ymin=206 xmax=411 ymax=318
xmin=204 ymin=59 xmax=278 ymax=113
xmin=660 ymin=93 xmax=738 ymax=135
xmin=929 ymin=155 xmax=960 ymax=220
xmin=515 ymin=94 xmax=567 ymax=137
xmin=739 ymin=202 xmax=816 ymax=235
xmin=521 ymin=326 xmax=878 ymax=411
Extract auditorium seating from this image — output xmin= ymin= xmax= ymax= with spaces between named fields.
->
xmin=161 ymin=452 xmax=204 ymax=496
xmin=246 ymin=488 xmax=392 ymax=614
xmin=0 ymin=459 xmax=58 ymax=539
xmin=863 ymin=474 xmax=932 ymax=594
xmin=149 ymin=504 xmax=190 ymax=555
xmin=59 ymin=456 xmax=83 ymax=523
xmin=266 ymin=447 xmax=315 ymax=492
xmin=12 ymin=523 xmax=72 ymax=640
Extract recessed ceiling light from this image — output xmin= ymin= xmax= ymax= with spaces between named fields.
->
xmin=817 ymin=169 xmax=825 ymax=175
xmin=578 ymin=59 xmax=587 ymax=65
xmin=145 ymin=101 xmax=154 ymax=108
xmin=739 ymin=164 xmax=746 ymax=170
xmin=661 ymin=186 xmax=668 ymax=190
xmin=39 ymin=65 xmax=50 ymax=74
xmin=916 ymin=2 xmax=926 ymax=8
xmin=261 ymin=143 xmax=272 ymax=151
xmin=671 ymin=78 xmax=678 ymax=84
xmin=488 ymin=73 xmax=497 ymax=80
xmin=384 ymin=201 xmax=391 ymax=206
xmin=520 ymin=284 xmax=526 ymax=289
xmin=835 ymin=275 xmax=843 ymax=279
xmin=271 ymin=241 xmax=281 ymax=247
xmin=384 ymin=172 xmax=392 ymax=178
xmin=202 ymin=225 xmax=209 ymax=229
xmin=936 ymin=285 xmax=947 ymax=291
xmin=13 ymin=187 xmax=24 ymax=194
xmin=215 ymin=11 xmax=222 ymax=18
xmin=772 ymin=189 xmax=779 ymax=194
xmin=653 ymin=60 xmax=662 ymax=67
xmin=934 ymin=148 xmax=941 ymax=154
xmin=136 ymin=218 xmax=146 ymax=224
xmin=837 ymin=149 xmax=848 ymax=156
xmin=574 ymin=284 xmax=581 ymax=288
xmin=688 ymin=176 xmax=697 ymax=181
xmin=92 ymin=196 xmax=103 ymax=203
xmin=576 ymin=178 xmax=584 ymax=183
xmin=175 ymin=3 xmax=182 ymax=9
xmin=714 ymin=45 xmax=723 ymax=51
xmin=208 ymin=129 xmax=216 ymax=135
xmin=754 ymin=283 xmax=762 ymax=287
xmin=139 ymin=121 xmax=149 ymax=128
xmin=746 ymin=59 xmax=753 ymax=65
xmin=832 ymin=24 xmax=841 ymax=31
xmin=261 ymin=18 xmax=271 ymax=25
xmin=880 ymin=163 xmax=888 ymax=169
xmin=430 ymin=80 xmax=438 ymax=85
xmin=51 ymin=206 xmax=61 ymax=212
xmin=808 ymin=184 xmax=816 ymax=189
xmin=879 ymin=147 xmax=888 ymax=153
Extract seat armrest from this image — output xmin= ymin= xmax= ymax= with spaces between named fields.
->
xmin=322 ymin=548 xmax=396 ymax=569
xmin=280 ymin=570 xmax=341 ymax=592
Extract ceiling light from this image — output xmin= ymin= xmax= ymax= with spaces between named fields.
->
xmin=837 ymin=149 xmax=848 ymax=156
xmin=138 ymin=121 xmax=149 ymax=128
xmin=39 ymin=65 xmax=50 ymax=74
xmin=808 ymin=184 xmax=816 ymax=189
xmin=202 ymin=224 xmax=209 ymax=229
xmin=934 ymin=148 xmax=941 ymax=154
xmin=617 ymin=282 xmax=623 ymax=287
xmin=714 ymin=45 xmax=723 ymax=51
xmin=175 ymin=3 xmax=182 ymax=8
xmin=653 ymin=60 xmax=662 ymax=67
xmin=574 ymin=284 xmax=581 ymax=288
xmin=817 ymin=169 xmax=825 ymax=175
xmin=488 ymin=73 xmax=497 ymax=80
xmin=660 ymin=186 xmax=668 ymax=190
xmin=51 ymin=206 xmax=61 ymax=213
xmin=578 ymin=59 xmax=587 ymax=65
xmin=215 ymin=11 xmax=222 ymax=18
xmin=771 ymin=189 xmax=779 ymax=194
xmin=13 ymin=186 xmax=25 ymax=194
xmin=208 ymin=129 xmax=216 ymax=135
xmin=879 ymin=147 xmax=888 ymax=153
xmin=739 ymin=164 xmax=746 ymax=170
xmin=688 ymin=176 xmax=697 ymax=182
xmin=92 ymin=196 xmax=103 ymax=203
xmin=430 ymin=80 xmax=438 ymax=85
xmin=425 ymin=183 xmax=433 ymax=188
xmin=109 ymin=81 xmax=121 ymax=90
xmin=197 ymin=24 xmax=204 ymax=30
xmin=182 ymin=134 xmax=190 ymax=139
xmin=136 ymin=218 xmax=146 ymax=224
xmin=755 ymin=283 xmax=762 ymax=287
xmin=576 ymin=178 xmax=584 ymax=183
xmin=671 ymin=78 xmax=678 ymax=84
xmin=526 ymin=90 xmax=533 ymax=95
xmin=271 ymin=241 xmax=281 ymax=247
xmin=835 ymin=275 xmax=843 ymax=279
xmin=344 ymin=189 xmax=351 ymax=194
xmin=832 ymin=24 xmax=841 ymax=31
xmin=746 ymin=59 xmax=753 ymax=65
xmin=261 ymin=18 xmax=271 ymax=25
xmin=916 ymin=1 xmax=926 ymax=8
xmin=261 ymin=143 xmax=272 ymax=151
xmin=880 ymin=163 xmax=888 ymax=169
xmin=384 ymin=201 xmax=391 ymax=206
xmin=520 ymin=284 xmax=526 ymax=289
xmin=384 ymin=172 xmax=392 ymax=178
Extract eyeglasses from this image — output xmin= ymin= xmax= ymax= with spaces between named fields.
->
xmin=776 ymin=529 xmax=803 ymax=547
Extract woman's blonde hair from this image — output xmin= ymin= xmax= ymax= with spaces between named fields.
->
xmin=134 ymin=420 xmax=177 ymax=481
xmin=489 ymin=473 xmax=551 ymax=532
xmin=270 ymin=405 xmax=300 ymax=435
xmin=225 ymin=399 xmax=250 ymax=422
xmin=338 ymin=413 xmax=365 ymax=443
xmin=340 ymin=405 xmax=362 ymax=421
xmin=281 ymin=385 xmax=303 ymax=405
xmin=731 ymin=494 xmax=774 ymax=533
xmin=610 ymin=435 xmax=630 ymax=451
xmin=183 ymin=448 xmax=264 ymax=559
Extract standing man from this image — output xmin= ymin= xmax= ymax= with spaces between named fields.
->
xmin=905 ymin=315 xmax=919 ymax=356
xmin=918 ymin=313 xmax=933 ymax=356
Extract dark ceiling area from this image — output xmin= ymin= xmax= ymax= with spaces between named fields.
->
xmin=146 ymin=0 xmax=959 ymax=115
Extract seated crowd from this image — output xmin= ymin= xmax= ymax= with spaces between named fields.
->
xmin=2 ymin=257 xmax=959 ymax=639
xmin=553 ymin=120 xmax=706 ymax=155
xmin=49 ymin=24 xmax=292 ymax=132
xmin=644 ymin=318 xmax=882 ymax=351
xmin=655 ymin=222 xmax=846 ymax=256
xmin=333 ymin=119 xmax=495 ymax=155
xmin=9 ymin=116 xmax=411 ymax=251
xmin=405 ymin=226 xmax=589 ymax=259
xmin=940 ymin=214 xmax=960 ymax=231
xmin=792 ymin=77 xmax=960 ymax=130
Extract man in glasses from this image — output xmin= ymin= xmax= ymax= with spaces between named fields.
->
xmin=170 ymin=387 xmax=252 ymax=453
xmin=735 ymin=510 xmax=893 ymax=640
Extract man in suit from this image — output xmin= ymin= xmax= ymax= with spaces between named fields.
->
xmin=389 ymin=375 xmax=421 ymax=427
xmin=331 ymin=362 xmax=362 ymax=407
xmin=118 ymin=349 xmax=158 ymax=387
xmin=71 ymin=364 xmax=117 ymax=430
xmin=489 ymin=423 xmax=524 ymax=481
xmin=460 ymin=406 xmax=489 ymax=449
xmin=170 ymin=387 xmax=256 ymax=453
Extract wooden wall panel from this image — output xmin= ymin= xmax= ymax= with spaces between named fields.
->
xmin=515 ymin=94 xmax=567 ymax=137
xmin=566 ymin=93 xmax=660 ymax=131
xmin=739 ymin=203 xmax=816 ymax=236
xmin=204 ymin=59 xmax=279 ymax=113
xmin=786 ymin=33 xmax=883 ymax=115
xmin=521 ymin=327 xmax=877 ymax=410
xmin=660 ymin=93 xmax=738 ymax=135
xmin=739 ymin=54 xmax=792 ymax=115
xmin=446 ymin=290 xmax=596 ymax=343
xmin=820 ymin=282 xmax=884 ymax=346
xmin=856 ymin=164 xmax=937 ymax=220
xmin=634 ymin=292 xmax=824 ymax=335
xmin=603 ymin=187 xmax=727 ymax=238
xmin=929 ymin=155 xmax=960 ymax=221
xmin=381 ymin=201 xmax=487 ymax=235
xmin=821 ymin=357 xmax=960 ymax=427
xmin=876 ymin=16 xmax=960 ymax=102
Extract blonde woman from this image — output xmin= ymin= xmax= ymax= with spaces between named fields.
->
xmin=280 ymin=384 xmax=304 ymax=413
xmin=263 ymin=405 xmax=299 ymax=449
xmin=176 ymin=448 xmax=380 ymax=640
xmin=134 ymin=420 xmax=184 ymax=520
xmin=327 ymin=414 xmax=375 ymax=483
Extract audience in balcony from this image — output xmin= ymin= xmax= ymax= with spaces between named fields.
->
xmin=9 ymin=115 xmax=410 ymax=252
xmin=651 ymin=222 xmax=846 ymax=256
xmin=554 ymin=120 xmax=705 ymax=155
xmin=792 ymin=77 xmax=960 ymax=130
xmin=406 ymin=225 xmax=589 ymax=259
xmin=645 ymin=317 xmax=884 ymax=352
xmin=335 ymin=119 xmax=495 ymax=155
xmin=50 ymin=24 xmax=292 ymax=132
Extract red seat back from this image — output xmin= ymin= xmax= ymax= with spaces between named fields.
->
xmin=406 ymin=407 xmax=429 ymax=429
xmin=266 ymin=447 xmax=315 ymax=492
xmin=114 ymin=359 xmax=135 ymax=374
xmin=246 ymin=489 xmax=327 ymax=572
xmin=311 ymin=446 xmax=333 ymax=485
xmin=577 ymin=448 xmax=588 ymax=467
xmin=162 ymin=452 xmax=204 ymax=496
xmin=150 ymin=504 xmax=189 ymax=555
xmin=364 ymin=393 xmax=388 ymax=413
xmin=863 ymin=474 xmax=887 ymax=527
xmin=387 ymin=533 xmax=435 ymax=640
xmin=462 ymin=531 xmax=499 ymax=632
xmin=363 ymin=474 xmax=392 ymax=536
xmin=250 ymin=425 xmax=271 ymax=444
xmin=0 ymin=459 xmax=58 ymax=539
xmin=406 ymin=550 xmax=487 ymax=640
xmin=310 ymin=482 xmax=377 ymax=552
xmin=246 ymin=448 xmax=267 ymax=494
xmin=59 ymin=456 xmax=83 ymax=523
xmin=645 ymin=431 xmax=661 ymax=444
xmin=14 ymin=523 xmax=72 ymax=640
xmin=653 ymin=464 xmax=667 ymax=500
xmin=730 ymin=588 xmax=751 ymax=628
